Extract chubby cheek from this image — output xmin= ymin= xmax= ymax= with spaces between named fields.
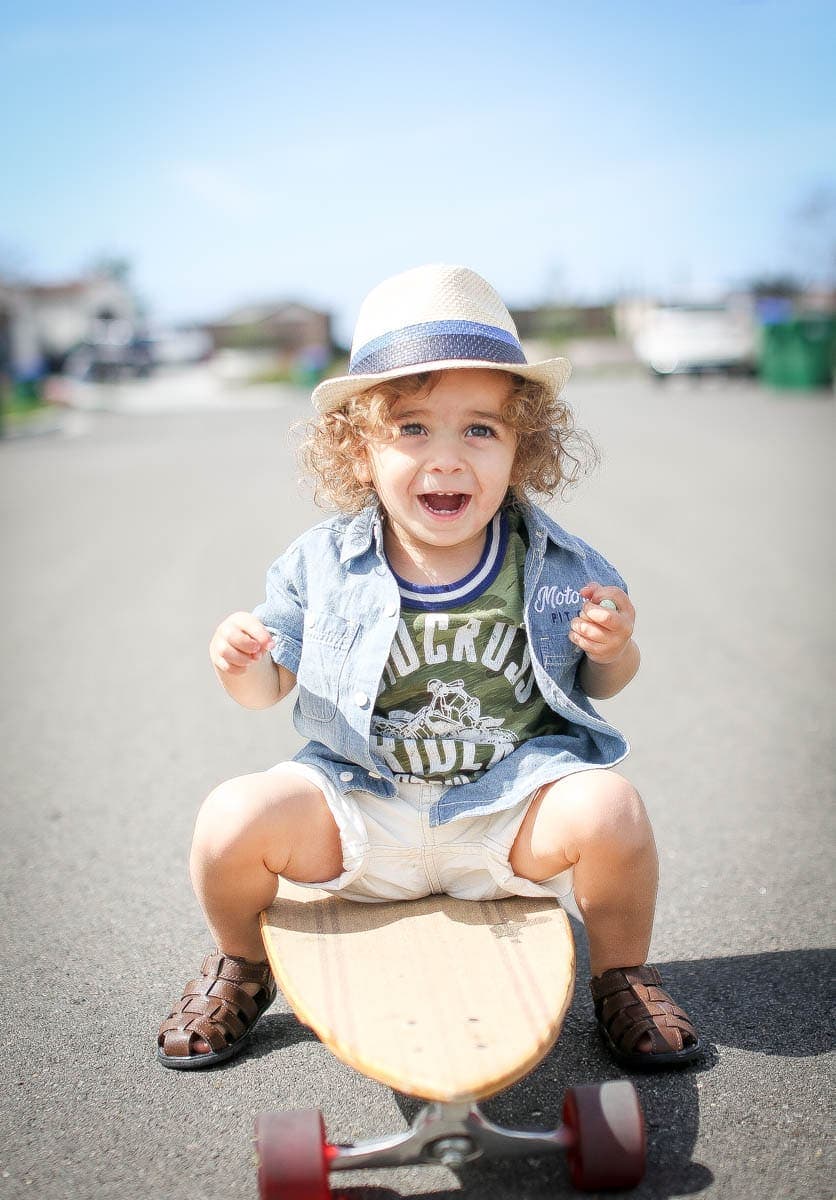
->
xmin=355 ymin=442 xmax=398 ymax=488
xmin=372 ymin=448 xmax=419 ymax=494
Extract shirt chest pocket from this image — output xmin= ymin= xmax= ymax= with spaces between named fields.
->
xmin=537 ymin=631 xmax=583 ymax=676
xmin=298 ymin=612 xmax=359 ymax=722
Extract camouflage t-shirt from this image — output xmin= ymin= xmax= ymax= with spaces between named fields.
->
xmin=370 ymin=509 xmax=564 ymax=786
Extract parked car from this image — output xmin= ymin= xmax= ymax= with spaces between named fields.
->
xmin=632 ymin=303 xmax=757 ymax=378
xmin=145 ymin=326 xmax=213 ymax=366
xmin=63 ymin=317 xmax=153 ymax=381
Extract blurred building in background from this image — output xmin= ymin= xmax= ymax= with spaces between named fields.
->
xmin=0 ymin=271 xmax=143 ymax=386
xmin=208 ymin=301 xmax=331 ymax=354
xmin=206 ymin=301 xmax=333 ymax=385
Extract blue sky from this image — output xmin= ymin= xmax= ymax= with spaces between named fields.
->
xmin=2 ymin=1 xmax=834 ymax=337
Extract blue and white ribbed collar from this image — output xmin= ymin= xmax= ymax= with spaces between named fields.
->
xmin=390 ymin=511 xmax=509 ymax=611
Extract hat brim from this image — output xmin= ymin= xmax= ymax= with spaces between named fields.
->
xmin=311 ymin=356 xmax=572 ymax=413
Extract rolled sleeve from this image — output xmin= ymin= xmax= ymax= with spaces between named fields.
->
xmin=252 ymin=553 xmax=304 ymax=675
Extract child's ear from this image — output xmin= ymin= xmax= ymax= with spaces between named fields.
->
xmin=353 ymin=452 xmax=372 ymax=486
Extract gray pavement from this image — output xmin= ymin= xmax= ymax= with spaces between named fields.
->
xmin=1 ymin=373 xmax=834 ymax=1199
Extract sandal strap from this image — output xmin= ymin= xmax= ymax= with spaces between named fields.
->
xmin=590 ymin=963 xmax=662 ymax=1000
xmin=179 ymin=976 xmax=263 ymax=1021
xmin=158 ymin=952 xmax=276 ymax=1059
xmin=590 ymin=965 xmax=698 ymax=1056
xmin=199 ymin=952 xmax=273 ymax=985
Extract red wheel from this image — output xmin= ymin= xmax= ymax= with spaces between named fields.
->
xmin=562 ymin=1081 xmax=645 ymax=1191
xmin=255 ymin=1109 xmax=332 ymax=1199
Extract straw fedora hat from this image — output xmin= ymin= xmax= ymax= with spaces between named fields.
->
xmin=311 ymin=264 xmax=572 ymax=413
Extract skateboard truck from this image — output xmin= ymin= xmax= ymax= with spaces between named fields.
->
xmin=327 ymin=1099 xmax=573 ymax=1169
xmin=255 ymin=1080 xmax=645 ymax=1195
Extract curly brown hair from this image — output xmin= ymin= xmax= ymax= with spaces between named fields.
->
xmin=297 ymin=369 xmax=597 ymax=513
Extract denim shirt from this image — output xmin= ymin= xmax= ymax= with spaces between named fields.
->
xmin=253 ymin=502 xmax=629 ymax=826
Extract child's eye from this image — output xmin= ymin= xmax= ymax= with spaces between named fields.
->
xmin=399 ymin=422 xmax=425 ymax=436
xmin=467 ymin=423 xmax=497 ymax=438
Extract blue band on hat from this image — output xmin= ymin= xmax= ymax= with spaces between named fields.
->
xmin=349 ymin=320 xmax=526 ymax=375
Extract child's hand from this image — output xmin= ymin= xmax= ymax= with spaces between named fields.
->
xmin=210 ymin=613 xmax=275 ymax=676
xmin=570 ymin=584 xmax=635 ymax=665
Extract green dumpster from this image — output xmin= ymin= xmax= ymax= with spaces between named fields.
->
xmin=760 ymin=316 xmax=835 ymax=390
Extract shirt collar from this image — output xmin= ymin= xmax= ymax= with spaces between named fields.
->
xmin=340 ymin=503 xmax=384 ymax=563
xmin=339 ymin=499 xmax=578 ymax=565
xmin=517 ymin=501 xmax=581 ymax=552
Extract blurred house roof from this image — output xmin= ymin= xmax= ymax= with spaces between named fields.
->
xmin=212 ymin=301 xmax=328 ymax=327
xmin=207 ymin=300 xmax=333 ymax=353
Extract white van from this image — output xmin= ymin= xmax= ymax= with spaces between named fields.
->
xmin=632 ymin=303 xmax=757 ymax=377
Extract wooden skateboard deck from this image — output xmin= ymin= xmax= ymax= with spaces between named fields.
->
xmin=260 ymin=881 xmax=575 ymax=1103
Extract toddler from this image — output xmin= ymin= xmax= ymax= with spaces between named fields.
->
xmin=158 ymin=264 xmax=701 ymax=1072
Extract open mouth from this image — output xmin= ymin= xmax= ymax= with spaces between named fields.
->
xmin=418 ymin=492 xmax=470 ymax=516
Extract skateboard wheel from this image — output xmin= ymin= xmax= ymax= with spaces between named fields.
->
xmin=255 ymin=1109 xmax=332 ymax=1199
xmin=562 ymin=1081 xmax=645 ymax=1191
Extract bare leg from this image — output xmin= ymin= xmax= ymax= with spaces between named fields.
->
xmin=509 ymin=771 xmax=702 ymax=1064
xmin=176 ymin=770 xmax=342 ymax=1056
xmin=189 ymin=770 xmax=343 ymax=963
xmin=509 ymin=770 xmax=658 ymax=977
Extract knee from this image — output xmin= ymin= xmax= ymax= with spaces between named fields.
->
xmin=571 ymin=773 xmax=655 ymax=860
xmin=191 ymin=778 xmax=260 ymax=865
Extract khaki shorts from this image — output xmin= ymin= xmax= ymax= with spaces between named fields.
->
xmin=268 ymin=762 xmax=581 ymax=920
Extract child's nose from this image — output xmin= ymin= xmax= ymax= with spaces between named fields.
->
xmin=426 ymin=433 xmax=465 ymax=473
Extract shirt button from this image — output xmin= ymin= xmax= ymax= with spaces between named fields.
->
xmin=369 ymin=770 xmax=381 ymax=780
xmin=384 ymin=602 xmax=397 ymax=617
xmin=339 ymin=771 xmax=354 ymax=783
xmin=354 ymin=691 xmax=370 ymax=708
xmin=376 ymin=565 xmax=388 ymax=576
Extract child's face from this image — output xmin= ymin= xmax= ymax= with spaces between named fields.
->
xmin=357 ymin=368 xmax=517 ymax=564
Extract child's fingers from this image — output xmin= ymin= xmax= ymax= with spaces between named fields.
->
xmin=574 ymin=586 xmax=634 ymax=662
xmin=569 ymin=618 xmax=610 ymax=648
xmin=569 ymin=624 xmax=629 ymax=665
xmin=568 ymin=629 xmax=612 ymax=660
xmin=236 ymin=613 xmax=274 ymax=647
xmin=224 ymin=613 xmax=274 ymax=655
xmin=579 ymin=587 xmax=633 ymax=629
xmin=214 ymin=645 xmax=254 ymax=673
xmin=228 ymin=629 xmax=267 ymax=656
xmin=569 ymin=635 xmax=598 ymax=657
xmin=211 ymin=613 xmax=275 ymax=676
xmin=579 ymin=583 xmax=612 ymax=603
xmin=576 ymin=605 xmax=620 ymax=636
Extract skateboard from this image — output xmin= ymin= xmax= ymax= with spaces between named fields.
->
xmin=255 ymin=880 xmax=645 ymax=1196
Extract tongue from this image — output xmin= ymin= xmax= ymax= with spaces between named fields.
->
xmin=424 ymin=493 xmax=464 ymax=512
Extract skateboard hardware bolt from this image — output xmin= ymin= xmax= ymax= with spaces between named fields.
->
xmin=428 ymin=1135 xmax=477 ymax=1168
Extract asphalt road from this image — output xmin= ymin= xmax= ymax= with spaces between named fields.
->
xmin=2 ymin=372 xmax=834 ymax=1200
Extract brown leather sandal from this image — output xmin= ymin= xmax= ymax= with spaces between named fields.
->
xmin=590 ymin=965 xmax=703 ymax=1070
xmin=157 ymin=952 xmax=277 ymax=1070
